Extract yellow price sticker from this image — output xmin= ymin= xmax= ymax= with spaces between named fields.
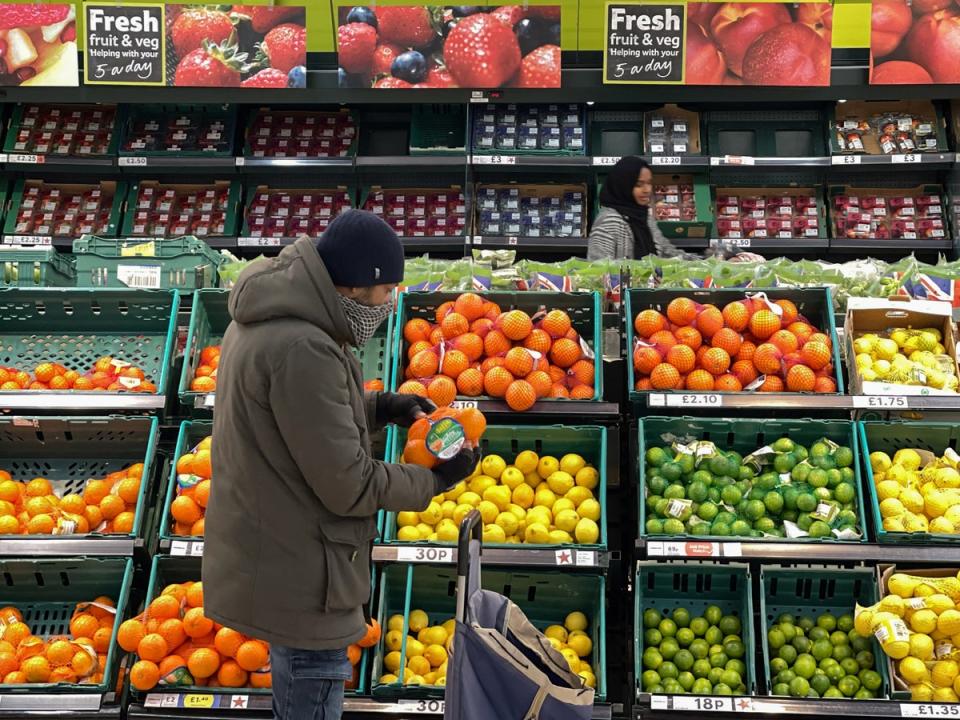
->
xmin=182 ymin=694 xmax=215 ymax=709
xmin=120 ymin=241 xmax=156 ymax=258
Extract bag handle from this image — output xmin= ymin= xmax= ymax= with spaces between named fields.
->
xmin=456 ymin=510 xmax=483 ymax=623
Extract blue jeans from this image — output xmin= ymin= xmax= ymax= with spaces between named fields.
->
xmin=270 ymin=645 xmax=352 ymax=720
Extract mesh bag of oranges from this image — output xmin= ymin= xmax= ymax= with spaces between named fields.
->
xmin=0 ymin=463 xmax=144 ymax=537
xmin=397 ymin=292 xmax=597 ymax=411
xmin=169 ymin=435 xmax=213 ymax=538
xmin=0 ymin=356 xmax=157 ymax=393
xmin=632 ymin=293 xmax=837 ymax=393
xmin=0 ymin=597 xmax=117 ymax=686
xmin=400 ymin=406 xmax=487 ymax=471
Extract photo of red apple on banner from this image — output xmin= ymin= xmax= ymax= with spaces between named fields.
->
xmin=870 ymin=0 xmax=960 ymax=83
xmin=337 ymin=5 xmax=561 ymax=88
xmin=685 ymin=2 xmax=833 ymax=86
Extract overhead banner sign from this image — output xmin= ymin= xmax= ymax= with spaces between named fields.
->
xmin=0 ymin=3 xmax=79 ymax=86
xmin=83 ymin=3 xmax=308 ymax=87
xmin=604 ymin=1 xmax=833 ymax=86
xmin=336 ymin=5 xmax=562 ymax=89
xmin=869 ymin=0 xmax=959 ymax=84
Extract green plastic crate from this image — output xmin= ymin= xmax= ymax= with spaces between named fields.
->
xmin=177 ymin=289 xmax=393 ymax=408
xmin=471 ymin=104 xmax=585 ymax=157
xmin=635 ymin=562 xmax=756 ymax=698
xmin=372 ymin=564 xmax=606 ymax=700
xmin=0 ymin=288 xmax=179 ymax=402
xmin=382 ymin=424 xmax=607 ymax=550
xmin=0 ymin=416 xmax=158 ymax=540
xmin=239 ymin=184 xmax=354 ymax=237
xmin=410 ymin=105 xmax=466 ymax=156
xmin=143 ymin=555 xmax=371 ymax=696
xmin=391 ymin=291 xmax=604 ymax=402
xmin=242 ymin=108 xmax=358 ymax=158
xmin=120 ymin=180 xmax=242 ymax=238
xmin=597 ymin=173 xmax=713 ymax=240
xmin=859 ymin=421 xmax=960 ymax=545
xmin=72 ymin=236 xmax=223 ymax=290
xmin=638 ymin=416 xmax=868 ymax=544
xmin=625 ymin=287 xmax=845 ymax=403
xmin=3 ymin=179 xmax=126 ymax=239
xmin=117 ymin=105 xmax=237 ymax=157
xmin=3 ymin=104 xmax=120 ymax=157
xmin=0 ymin=557 xmax=133 ymax=694
xmin=760 ymin=566 xmax=890 ymax=699
xmin=0 ymin=246 xmax=76 ymax=287
xmin=159 ymin=420 xmax=211 ymax=544
xmin=705 ymin=109 xmax=828 ymax=157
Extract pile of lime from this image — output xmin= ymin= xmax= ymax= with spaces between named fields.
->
xmin=639 ymin=605 xmax=748 ymax=696
xmin=767 ymin=611 xmax=882 ymax=698
xmin=644 ymin=436 xmax=860 ymax=540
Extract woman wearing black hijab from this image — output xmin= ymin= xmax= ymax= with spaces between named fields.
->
xmin=587 ymin=156 xmax=696 ymax=260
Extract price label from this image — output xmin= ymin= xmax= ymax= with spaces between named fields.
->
xmin=190 ymin=541 xmax=205 ymax=556
xmin=853 ymin=395 xmax=908 ymax=408
xmin=169 ymin=541 xmax=189 ymax=556
xmin=892 ymin=154 xmax=921 ymax=164
xmin=665 ymin=393 xmax=722 ymax=407
xmin=901 ymin=704 xmax=960 ymax=716
xmin=711 ymin=238 xmax=751 ymax=249
xmin=469 ymin=91 xmax=488 ymax=104
xmin=203 ymin=394 xmax=216 ymax=408
xmin=712 ymin=155 xmax=755 ymax=166
xmin=182 ymin=694 xmax=215 ymax=709
xmin=399 ymin=699 xmax=446 ymax=714
xmin=474 ymin=154 xmax=516 ymax=165
xmin=449 ymin=400 xmax=478 ymax=409
xmin=119 ymin=156 xmax=148 ymax=167
xmin=592 ymin=155 xmax=620 ymax=166
xmin=832 ymin=155 xmax=862 ymax=165
xmin=235 ymin=157 xmax=246 ymax=166
xmin=237 ymin=237 xmax=282 ymax=247
xmin=507 ymin=236 xmax=518 ymax=246
xmin=575 ymin=550 xmax=597 ymax=566
xmin=3 ymin=235 xmax=51 ymax=246
xmin=0 ymin=153 xmax=7 ymax=162
xmin=647 ymin=541 xmax=737 ymax=557
xmin=672 ymin=695 xmax=733 ymax=712
xmin=651 ymin=156 xmax=682 ymax=166
xmin=9 ymin=154 xmax=42 ymax=164
xmin=396 ymin=546 xmax=454 ymax=563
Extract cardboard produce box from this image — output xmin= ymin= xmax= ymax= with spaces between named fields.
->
xmin=845 ymin=296 xmax=960 ymax=396
xmin=833 ymin=100 xmax=946 ymax=155
xmin=474 ymin=182 xmax=587 ymax=238
xmin=713 ymin=186 xmax=824 ymax=240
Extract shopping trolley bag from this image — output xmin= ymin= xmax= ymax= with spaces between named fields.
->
xmin=444 ymin=510 xmax=595 ymax=720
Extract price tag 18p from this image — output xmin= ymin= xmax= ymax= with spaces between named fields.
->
xmin=398 ymin=699 xmax=446 ymax=714
xmin=396 ymin=546 xmax=454 ymax=563
xmin=672 ymin=695 xmax=733 ymax=712
xmin=901 ymin=703 xmax=960 ymax=716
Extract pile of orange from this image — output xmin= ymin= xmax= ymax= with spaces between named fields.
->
xmin=189 ymin=346 xmax=220 ymax=394
xmin=346 ymin=620 xmax=381 ymax=690
xmin=0 ymin=356 xmax=157 ymax=393
xmin=170 ymin=436 xmax=213 ymax=538
xmin=0 ymin=597 xmax=116 ymax=685
xmin=398 ymin=293 xmax=596 ymax=412
xmin=401 ymin=407 xmax=487 ymax=470
xmin=121 ymin=581 xmax=271 ymax=691
xmin=0 ymin=464 xmax=143 ymax=536
xmin=633 ymin=296 xmax=837 ymax=393
xmin=363 ymin=379 xmax=384 ymax=391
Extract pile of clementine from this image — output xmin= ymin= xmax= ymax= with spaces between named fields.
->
xmin=188 ymin=346 xmax=220 ymax=394
xmin=121 ymin=581 xmax=272 ymax=692
xmin=633 ymin=296 xmax=837 ymax=393
xmin=402 ymin=406 xmax=487 ymax=470
xmin=169 ymin=436 xmax=213 ymax=538
xmin=0 ymin=356 xmax=157 ymax=393
xmin=0 ymin=597 xmax=117 ymax=685
xmin=0 ymin=464 xmax=143 ymax=536
xmin=398 ymin=293 xmax=596 ymax=412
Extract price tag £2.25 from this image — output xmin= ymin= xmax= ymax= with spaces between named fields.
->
xmin=396 ymin=546 xmax=454 ymax=563
xmin=398 ymin=699 xmax=446 ymax=714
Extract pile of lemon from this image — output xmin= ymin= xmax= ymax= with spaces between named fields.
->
xmin=856 ymin=571 xmax=960 ymax=701
xmin=871 ymin=448 xmax=960 ymax=535
xmin=378 ymin=609 xmax=597 ymax=689
xmin=394 ymin=450 xmax=601 ymax=545
xmin=853 ymin=328 xmax=958 ymax=391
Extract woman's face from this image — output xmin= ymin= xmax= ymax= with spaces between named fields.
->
xmin=633 ymin=168 xmax=653 ymax=206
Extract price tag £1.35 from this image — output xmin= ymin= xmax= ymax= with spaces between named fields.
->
xmin=901 ymin=703 xmax=960 ymax=716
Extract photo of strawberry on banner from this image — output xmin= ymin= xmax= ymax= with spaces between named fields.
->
xmin=337 ymin=5 xmax=561 ymax=88
xmin=167 ymin=5 xmax=307 ymax=87
xmin=685 ymin=2 xmax=833 ymax=86
xmin=869 ymin=0 xmax=960 ymax=84
xmin=0 ymin=3 xmax=77 ymax=86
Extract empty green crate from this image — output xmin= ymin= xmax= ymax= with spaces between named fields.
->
xmin=0 ymin=288 xmax=178 ymax=401
xmin=143 ymin=555 xmax=370 ymax=696
xmin=0 ymin=416 xmax=158 ymax=540
xmin=391 ymin=291 xmax=603 ymax=401
xmin=635 ymin=562 xmax=756 ymax=698
xmin=0 ymin=247 xmax=76 ymax=287
xmin=638 ymin=416 xmax=868 ymax=544
xmin=0 ymin=557 xmax=133 ymax=694
xmin=760 ymin=566 xmax=890 ymax=699
xmin=625 ymin=287 xmax=844 ymax=403
xmin=72 ymin=236 xmax=223 ymax=290
xmin=177 ymin=289 xmax=392 ymax=408
xmin=410 ymin=105 xmax=466 ymax=155
xmin=382 ymin=424 xmax=607 ymax=550
xmin=159 ymin=420 xmax=211 ymax=544
xmin=859 ymin=421 xmax=960 ymax=545
xmin=372 ymin=564 xmax=606 ymax=700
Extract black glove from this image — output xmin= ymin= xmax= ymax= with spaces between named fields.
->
xmin=433 ymin=446 xmax=481 ymax=494
xmin=376 ymin=392 xmax=436 ymax=427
